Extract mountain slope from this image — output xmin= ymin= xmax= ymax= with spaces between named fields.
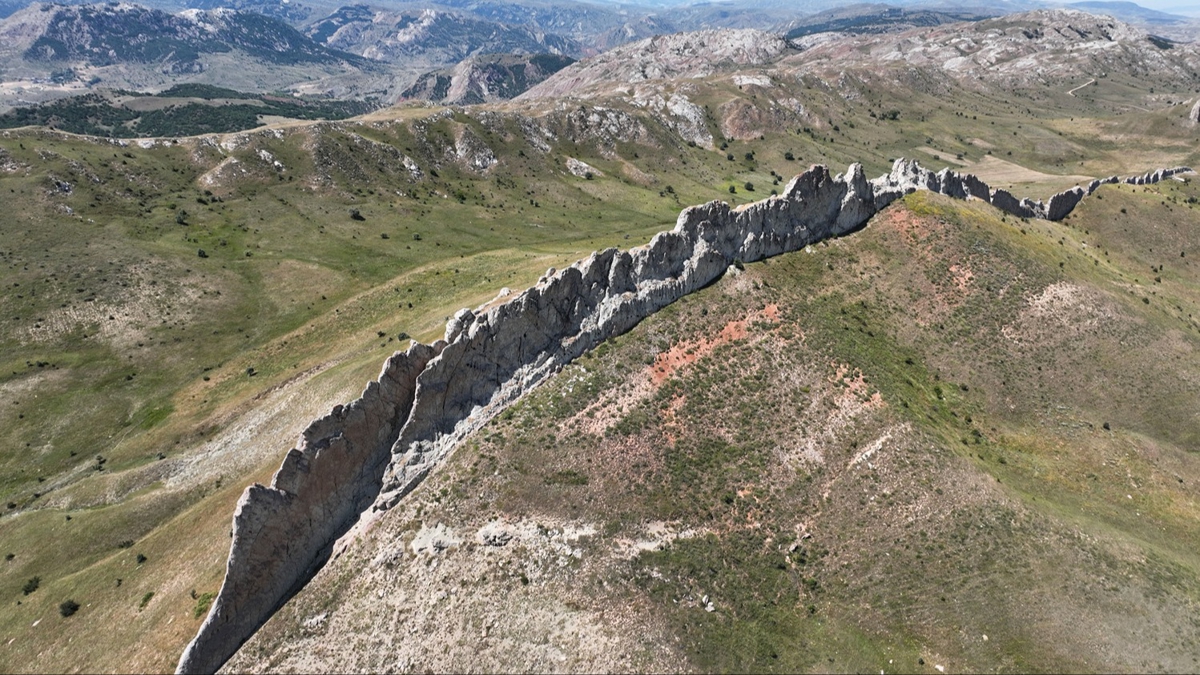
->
xmin=519 ymin=28 xmax=793 ymax=99
xmin=399 ymin=52 xmax=575 ymax=104
xmin=225 ymin=174 xmax=1200 ymax=674
xmin=0 ymin=2 xmax=384 ymax=111
xmin=786 ymin=9 xmax=1200 ymax=89
xmin=785 ymin=4 xmax=994 ymax=40
xmin=1 ymin=9 xmax=1200 ymax=674
xmin=1 ymin=3 xmax=364 ymax=66
xmin=306 ymin=6 xmax=579 ymax=67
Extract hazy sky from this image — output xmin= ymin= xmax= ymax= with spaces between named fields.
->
xmin=1083 ymin=2 xmax=1200 ymax=16
xmin=1121 ymin=1 xmax=1200 ymax=13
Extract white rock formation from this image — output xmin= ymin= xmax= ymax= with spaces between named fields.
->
xmin=177 ymin=159 xmax=1191 ymax=674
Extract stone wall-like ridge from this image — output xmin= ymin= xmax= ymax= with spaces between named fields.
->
xmin=176 ymin=159 xmax=1191 ymax=674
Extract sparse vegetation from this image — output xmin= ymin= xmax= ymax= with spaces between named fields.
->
xmin=192 ymin=591 xmax=216 ymax=620
xmin=3 ymin=12 xmax=1200 ymax=672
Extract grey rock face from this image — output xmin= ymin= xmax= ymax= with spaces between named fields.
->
xmin=177 ymin=159 xmax=1193 ymax=674
xmin=176 ymin=342 xmax=438 ymax=675
xmin=1191 ymin=99 xmax=1200 ymax=126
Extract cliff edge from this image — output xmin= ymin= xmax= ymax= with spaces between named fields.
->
xmin=176 ymin=159 xmax=1192 ymax=674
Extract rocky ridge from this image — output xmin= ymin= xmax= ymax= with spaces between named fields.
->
xmin=176 ymin=158 xmax=1192 ymax=674
xmin=519 ymin=29 xmax=793 ymax=100
xmin=786 ymin=10 xmax=1200 ymax=89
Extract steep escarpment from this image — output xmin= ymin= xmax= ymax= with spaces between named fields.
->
xmin=178 ymin=159 xmax=1192 ymax=674
xmin=176 ymin=343 xmax=439 ymax=675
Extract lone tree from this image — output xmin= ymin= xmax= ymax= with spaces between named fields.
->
xmin=59 ymin=599 xmax=80 ymax=617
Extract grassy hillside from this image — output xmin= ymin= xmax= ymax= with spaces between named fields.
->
xmin=232 ymin=182 xmax=1200 ymax=673
xmin=0 ymin=44 xmax=1198 ymax=671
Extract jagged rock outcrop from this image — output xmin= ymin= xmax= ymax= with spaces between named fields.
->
xmin=178 ymin=159 xmax=1192 ymax=674
xmin=176 ymin=343 xmax=438 ymax=675
xmin=1124 ymin=166 xmax=1191 ymax=185
xmin=1190 ymin=99 xmax=1200 ymax=126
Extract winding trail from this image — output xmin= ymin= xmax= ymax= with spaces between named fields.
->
xmin=1067 ymin=78 xmax=1096 ymax=96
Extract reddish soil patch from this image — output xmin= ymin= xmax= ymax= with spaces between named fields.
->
xmin=650 ymin=304 xmax=781 ymax=386
xmin=879 ymin=204 xmax=938 ymax=240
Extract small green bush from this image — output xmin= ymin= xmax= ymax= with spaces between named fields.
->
xmin=59 ymin=600 xmax=80 ymax=617
xmin=193 ymin=591 xmax=216 ymax=619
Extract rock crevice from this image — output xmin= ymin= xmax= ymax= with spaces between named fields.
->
xmin=177 ymin=159 xmax=1191 ymax=674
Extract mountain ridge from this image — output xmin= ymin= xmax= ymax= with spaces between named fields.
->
xmin=176 ymin=157 xmax=1191 ymax=674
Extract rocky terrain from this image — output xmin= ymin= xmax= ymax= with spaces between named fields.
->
xmin=787 ymin=9 xmax=1200 ymax=89
xmin=2 ymin=6 xmax=1200 ymax=674
xmin=305 ymin=5 xmax=579 ymax=72
xmin=399 ymin=53 xmax=575 ymax=104
xmin=0 ymin=2 xmax=383 ymax=110
xmin=517 ymin=8 xmax=1200 ymax=106
xmin=178 ymin=157 xmax=1193 ymax=673
xmin=520 ymin=28 xmax=794 ymax=99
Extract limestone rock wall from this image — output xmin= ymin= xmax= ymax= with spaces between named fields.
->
xmin=177 ymin=159 xmax=1191 ymax=674
xmin=177 ymin=343 xmax=439 ymax=675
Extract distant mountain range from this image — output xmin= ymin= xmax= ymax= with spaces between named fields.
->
xmin=0 ymin=0 xmax=1198 ymax=115
xmin=305 ymin=4 xmax=580 ymax=65
xmin=784 ymin=5 xmax=995 ymax=40
xmin=7 ymin=3 xmax=360 ymax=67
xmin=1069 ymin=1 xmax=1192 ymax=24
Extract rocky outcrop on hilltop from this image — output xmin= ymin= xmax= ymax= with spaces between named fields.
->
xmin=785 ymin=10 xmax=1200 ymax=90
xmin=520 ymin=29 xmax=793 ymax=100
xmin=178 ymin=159 xmax=1192 ymax=674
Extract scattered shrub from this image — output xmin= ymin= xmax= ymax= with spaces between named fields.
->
xmin=59 ymin=600 xmax=80 ymax=617
xmin=193 ymin=591 xmax=216 ymax=619
xmin=22 ymin=576 xmax=40 ymax=595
